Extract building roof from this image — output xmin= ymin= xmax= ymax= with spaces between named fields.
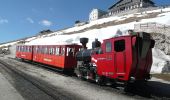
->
xmin=109 ymin=0 xmax=123 ymax=10
xmin=108 ymin=0 xmax=155 ymax=10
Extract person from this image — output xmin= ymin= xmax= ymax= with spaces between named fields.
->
xmin=128 ymin=30 xmax=136 ymax=35
xmin=68 ymin=49 xmax=73 ymax=56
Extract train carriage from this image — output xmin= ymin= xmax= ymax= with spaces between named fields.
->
xmin=32 ymin=44 xmax=81 ymax=70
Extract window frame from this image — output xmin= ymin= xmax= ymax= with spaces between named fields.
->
xmin=105 ymin=41 xmax=112 ymax=53
xmin=114 ymin=39 xmax=125 ymax=52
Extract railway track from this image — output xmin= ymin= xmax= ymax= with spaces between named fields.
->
xmin=1 ymin=57 xmax=170 ymax=100
xmin=0 ymin=59 xmax=82 ymax=100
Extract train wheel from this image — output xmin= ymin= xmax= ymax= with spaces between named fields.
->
xmin=124 ymin=82 xmax=133 ymax=92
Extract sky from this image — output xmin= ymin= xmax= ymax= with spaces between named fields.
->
xmin=0 ymin=0 xmax=170 ymax=43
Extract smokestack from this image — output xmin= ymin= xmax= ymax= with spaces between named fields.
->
xmin=80 ymin=38 xmax=88 ymax=49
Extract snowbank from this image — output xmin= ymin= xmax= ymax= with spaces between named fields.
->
xmin=151 ymin=49 xmax=170 ymax=73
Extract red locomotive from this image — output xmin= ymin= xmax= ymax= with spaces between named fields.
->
xmin=16 ymin=32 xmax=155 ymax=86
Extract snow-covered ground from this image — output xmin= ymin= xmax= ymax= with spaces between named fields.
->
xmin=1 ymin=7 xmax=170 ymax=73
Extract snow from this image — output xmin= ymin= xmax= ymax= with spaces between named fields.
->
xmin=26 ymin=22 xmax=135 ymax=48
xmin=151 ymin=49 xmax=170 ymax=73
xmin=2 ymin=7 xmax=170 ymax=73
xmin=140 ymin=12 xmax=170 ymax=25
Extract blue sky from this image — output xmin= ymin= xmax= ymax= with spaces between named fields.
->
xmin=0 ymin=0 xmax=170 ymax=43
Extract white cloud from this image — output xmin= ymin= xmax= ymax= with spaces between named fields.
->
xmin=39 ymin=20 xmax=53 ymax=27
xmin=26 ymin=17 xmax=34 ymax=24
xmin=0 ymin=18 xmax=8 ymax=24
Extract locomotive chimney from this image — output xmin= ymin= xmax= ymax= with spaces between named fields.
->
xmin=80 ymin=38 xmax=88 ymax=49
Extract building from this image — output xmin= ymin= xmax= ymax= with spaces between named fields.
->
xmin=108 ymin=0 xmax=155 ymax=15
xmin=89 ymin=9 xmax=107 ymax=21
xmin=74 ymin=21 xmax=88 ymax=27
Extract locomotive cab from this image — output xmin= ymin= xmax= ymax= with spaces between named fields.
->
xmin=92 ymin=32 xmax=155 ymax=83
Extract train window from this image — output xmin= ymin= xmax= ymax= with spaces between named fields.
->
xmin=28 ymin=47 xmax=30 ymax=52
xmin=56 ymin=47 xmax=60 ymax=55
xmin=67 ymin=47 xmax=74 ymax=56
xmin=21 ymin=46 xmax=23 ymax=52
xmin=40 ymin=47 xmax=43 ymax=54
xmin=44 ymin=47 xmax=48 ymax=54
xmin=61 ymin=47 xmax=65 ymax=56
xmin=17 ymin=46 xmax=19 ymax=51
xmin=36 ymin=47 xmax=38 ymax=53
xmin=29 ymin=47 xmax=31 ymax=52
xmin=25 ymin=46 xmax=27 ymax=52
xmin=49 ymin=48 xmax=51 ymax=55
xmin=22 ymin=46 xmax=24 ymax=52
xmin=49 ymin=48 xmax=55 ymax=55
xmin=52 ymin=48 xmax=55 ymax=55
xmin=20 ymin=46 xmax=21 ymax=52
xmin=106 ymin=42 xmax=112 ymax=52
xmin=24 ymin=46 xmax=26 ymax=52
xmin=33 ymin=47 xmax=36 ymax=53
xmin=35 ymin=47 xmax=38 ymax=53
xmin=26 ymin=47 xmax=28 ymax=52
xmin=114 ymin=40 xmax=125 ymax=52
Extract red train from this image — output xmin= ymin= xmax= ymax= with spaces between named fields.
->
xmin=16 ymin=32 xmax=155 ymax=86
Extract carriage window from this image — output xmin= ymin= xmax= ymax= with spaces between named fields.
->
xmin=114 ymin=40 xmax=125 ymax=52
xmin=67 ymin=47 xmax=74 ymax=56
xmin=35 ymin=47 xmax=38 ymax=53
xmin=17 ymin=46 xmax=19 ymax=51
xmin=28 ymin=47 xmax=31 ymax=52
xmin=24 ymin=47 xmax=27 ymax=52
xmin=49 ymin=48 xmax=52 ymax=55
xmin=30 ymin=47 xmax=32 ymax=52
xmin=39 ymin=47 xmax=43 ymax=54
xmin=106 ymin=42 xmax=112 ymax=52
xmin=49 ymin=48 xmax=55 ymax=55
xmin=37 ymin=47 xmax=40 ymax=53
xmin=52 ymin=48 xmax=55 ymax=55
xmin=22 ymin=46 xmax=24 ymax=52
xmin=26 ymin=47 xmax=29 ymax=52
xmin=56 ymin=47 xmax=60 ymax=55
xmin=20 ymin=46 xmax=22 ymax=52
xmin=61 ymin=47 xmax=65 ymax=56
xmin=44 ymin=47 xmax=48 ymax=54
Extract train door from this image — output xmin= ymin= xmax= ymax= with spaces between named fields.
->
xmin=97 ymin=39 xmax=115 ymax=78
xmin=114 ymin=39 xmax=126 ymax=79
xmin=65 ymin=46 xmax=75 ymax=68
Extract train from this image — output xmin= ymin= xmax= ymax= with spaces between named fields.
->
xmin=16 ymin=32 xmax=155 ymax=87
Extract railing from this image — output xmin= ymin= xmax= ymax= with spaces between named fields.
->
xmin=134 ymin=22 xmax=170 ymax=35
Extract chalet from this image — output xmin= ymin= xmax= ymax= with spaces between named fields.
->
xmin=109 ymin=0 xmax=155 ymax=14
